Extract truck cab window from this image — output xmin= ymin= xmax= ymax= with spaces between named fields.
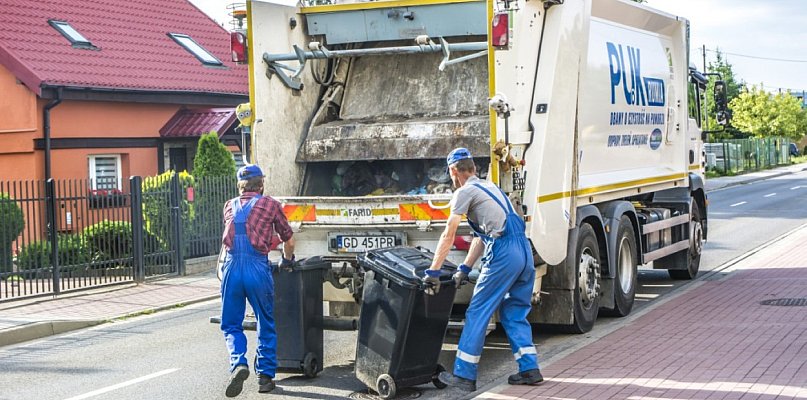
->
xmin=688 ymin=82 xmax=702 ymax=128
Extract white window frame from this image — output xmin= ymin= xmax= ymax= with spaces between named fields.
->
xmin=88 ymin=154 xmax=122 ymax=191
xmin=168 ymin=33 xmax=223 ymax=66
xmin=48 ymin=20 xmax=96 ymax=49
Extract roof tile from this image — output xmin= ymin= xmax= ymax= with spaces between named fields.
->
xmin=0 ymin=0 xmax=248 ymax=96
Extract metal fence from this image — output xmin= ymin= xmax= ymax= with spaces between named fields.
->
xmin=0 ymin=172 xmax=238 ymax=302
xmin=184 ymin=176 xmax=238 ymax=259
xmin=705 ymin=137 xmax=792 ymax=175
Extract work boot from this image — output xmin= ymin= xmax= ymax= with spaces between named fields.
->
xmin=508 ymin=368 xmax=544 ymax=386
xmin=225 ymin=364 xmax=250 ymax=398
xmin=257 ymin=374 xmax=276 ymax=393
xmin=438 ymin=371 xmax=477 ymax=392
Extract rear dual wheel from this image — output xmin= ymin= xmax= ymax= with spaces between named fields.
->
xmin=566 ymin=223 xmax=601 ymax=333
xmin=602 ymin=216 xmax=638 ymax=317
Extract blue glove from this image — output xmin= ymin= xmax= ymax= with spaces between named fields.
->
xmin=422 ymin=269 xmax=442 ymax=295
xmin=453 ymin=264 xmax=472 ymax=287
xmin=279 ymin=255 xmax=295 ymax=272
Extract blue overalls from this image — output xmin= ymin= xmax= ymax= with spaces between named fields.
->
xmin=220 ymin=195 xmax=277 ymax=378
xmin=454 ymin=183 xmax=539 ymax=380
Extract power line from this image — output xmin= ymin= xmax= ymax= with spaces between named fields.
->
xmin=705 ymin=48 xmax=807 ymax=64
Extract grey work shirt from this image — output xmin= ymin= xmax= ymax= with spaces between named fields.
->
xmin=449 ymin=176 xmax=508 ymax=238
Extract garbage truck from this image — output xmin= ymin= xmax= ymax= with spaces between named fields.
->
xmin=235 ymin=0 xmax=727 ymax=333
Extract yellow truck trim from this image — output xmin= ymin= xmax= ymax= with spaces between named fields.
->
xmin=300 ymin=0 xmax=480 ymax=14
xmin=537 ymin=173 xmax=688 ymax=203
xmin=246 ymin=1 xmax=256 ymax=163
xmin=486 ymin=0 xmax=498 ymax=184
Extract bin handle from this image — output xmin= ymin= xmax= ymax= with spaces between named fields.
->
xmin=428 ymin=199 xmax=451 ymax=210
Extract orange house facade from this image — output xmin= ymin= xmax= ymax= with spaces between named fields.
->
xmin=0 ymin=0 xmax=248 ymax=190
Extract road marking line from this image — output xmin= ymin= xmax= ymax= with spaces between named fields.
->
xmin=730 ymin=201 xmax=747 ymax=207
xmin=63 ymin=368 xmax=180 ymax=400
xmin=764 ymin=193 xmax=777 ymax=197
xmin=791 ymin=186 xmax=802 ymax=190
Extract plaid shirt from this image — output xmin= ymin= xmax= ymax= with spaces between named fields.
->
xmin=222 ymin=192 xmax=293 ymax=254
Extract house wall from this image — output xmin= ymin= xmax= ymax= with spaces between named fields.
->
xmin=0 ymin=63 xmax=39 ymax=180
xmin=48 ymin=100 xmax=177 ymax=182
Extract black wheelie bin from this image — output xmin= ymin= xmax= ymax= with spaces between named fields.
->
xmin=355 ymin=246 xmax=457 ymax=399
xmin=274 ymin=256 xmax=330 ymax=378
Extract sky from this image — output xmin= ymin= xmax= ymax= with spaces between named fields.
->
xmin=189 ymin=0 xmax=807 ymax=93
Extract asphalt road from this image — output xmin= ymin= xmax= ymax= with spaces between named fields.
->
xmin=1 ymin=171 xmax=805 ymax=400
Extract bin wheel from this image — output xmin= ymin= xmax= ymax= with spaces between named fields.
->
xmin=376 ymin=374 xmax=396 ymax=399
xmin=432 ymin=364 xmax=447 ymax=389
xmin=303 ymin=352 xmax=319 ymax=378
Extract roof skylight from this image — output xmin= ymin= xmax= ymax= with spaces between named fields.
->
xmin=49 ymin=20 xmax=96 ymax=49
xmin=168 ymin=33 xmax=223 ymax=66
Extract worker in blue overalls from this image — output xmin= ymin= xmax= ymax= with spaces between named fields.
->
xmin=423 ymin=148 xmax=544 ymax=392
xmin=220 ymin=165 xmax=296 ymax=397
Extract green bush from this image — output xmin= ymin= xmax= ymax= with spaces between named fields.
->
xmin=193 ymin=132 xmax=236 ymax=178
xmin=0 ymin=193 xmax=25 ymax=273
xmin=16 ymin=235 xmax=92 ymax=269
xmin=83 ymin=220 xmax=159 ymax=264
xmin=142 ymin=170 xmax=195 ymax=250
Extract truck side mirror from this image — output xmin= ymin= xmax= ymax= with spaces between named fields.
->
xmin=714 ymin=80 xmax=729 ymax=125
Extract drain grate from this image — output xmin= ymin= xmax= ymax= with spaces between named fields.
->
xmin=759 ymin=298 xmax=807 ymax=307
xmin=348 ymin=388 xmax=422 ymax=400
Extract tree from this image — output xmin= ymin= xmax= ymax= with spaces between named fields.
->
xmin=192 ymin=132 xmax=237 ymax=256
xmin=193 ymin=131 xmax=236 ymax=178
xmin=730 ymin=85 xmax=807 ymax=140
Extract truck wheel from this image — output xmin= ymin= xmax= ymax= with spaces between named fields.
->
xmin=602 ymin=216 xmax=637 ymax=317
xmin=376 ymin=374 xmax=396 ymax=399
xmin=565 ymin=223 xmax=601 ymax=333
xmin=668 ymin=200 xmax=702 ymax=280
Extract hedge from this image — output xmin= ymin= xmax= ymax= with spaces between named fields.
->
xmin=0 ymin=193 xmax=25 ymax=273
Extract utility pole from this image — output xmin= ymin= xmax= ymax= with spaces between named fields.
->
xmin=702 ymin=44 xmax=707 ymax=73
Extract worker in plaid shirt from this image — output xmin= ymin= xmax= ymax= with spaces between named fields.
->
xmin=219 ymin=164 xmax=295 ymax=397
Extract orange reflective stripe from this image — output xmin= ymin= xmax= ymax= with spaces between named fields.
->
xmin=399 ymin=203 xmax=451 ymax=221
xmin=283 ymin=205 xmax=316 ymax=222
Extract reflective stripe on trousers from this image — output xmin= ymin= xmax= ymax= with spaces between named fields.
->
xmin=453 ymin=183 xmax=539 ymax=380
xmin=220 ymin=195 xmax=278 ymax=377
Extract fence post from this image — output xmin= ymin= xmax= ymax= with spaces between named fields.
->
xmin=45 ymin=179 xmax=60 ymax=295
xmin=170 ymin=173 xmax=185 ymax=275
xmin=130 ymin=177 xmax=145 ymax=283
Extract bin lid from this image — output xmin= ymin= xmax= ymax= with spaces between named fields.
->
xmin=357 ymin=247 xmax=456 ymax=289
xmin=294 ymin=256 xmax=331 ymax=271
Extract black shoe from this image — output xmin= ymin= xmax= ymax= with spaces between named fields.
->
xmin=438 ymin=371 xmax=477 ymax=392
xmin=226 ymin=364 xmax=250 ymax=398
xmin=508 ymin=368 xmax=544 ymax=386
xmin=257 ymin=374 xmax=276 ymax=393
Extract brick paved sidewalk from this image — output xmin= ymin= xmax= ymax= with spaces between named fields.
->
xmin=478 ymin=226 xmax=807 ymax=400
xmin=0 ymin=272 xmax=220 ymax=346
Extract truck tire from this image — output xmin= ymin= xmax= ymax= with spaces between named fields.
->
xmin=602 ymin=216 xmax=637 ymax=317
xmin=565 ymin=223 xmax=601 ymax=333
xmin=668 ymin=200 xmax=703 ymax=280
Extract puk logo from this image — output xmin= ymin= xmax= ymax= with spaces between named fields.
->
xmin=607 ymin=42 xmax=665 ymax=107
xmin=649 ymin=128 xmax=663 ymax=150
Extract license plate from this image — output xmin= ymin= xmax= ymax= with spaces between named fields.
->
xmin=337 ymin=235 xmax=396 ymax=253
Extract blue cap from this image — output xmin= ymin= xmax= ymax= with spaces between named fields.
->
xmin=237 ymin=164 xmax=264 ymax=181
xmin=446 ymin=147 xmax=473 ymax=167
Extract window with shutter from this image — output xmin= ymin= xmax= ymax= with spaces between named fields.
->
xmin=89 ymin=155 xmax=121 ymax=191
